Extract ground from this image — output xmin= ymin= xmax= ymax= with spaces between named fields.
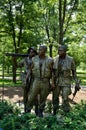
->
xmin=0 ymin=86 xmax=86 ymax=105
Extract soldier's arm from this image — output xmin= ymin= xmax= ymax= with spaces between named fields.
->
xmin=51 ymin=69 xmax=56 ymax=87
xmin=71 ymin=58 xmax=80 ymax=88
xmin=71 ymin=58 xmax=77 ymax=80
xmin=49 ymin=58 xmax=54 ymax=71
xmin=30 ymin=58 xmax=34 ymax=74
xmin=25 ymin=59 xmax=34 ymax=84
xmin=50 ymin=59 xmax=56 ymax=88
xmin=18 ymin=59 xmax=24 ymax=68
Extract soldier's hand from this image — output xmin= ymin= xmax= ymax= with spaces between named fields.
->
xmin=75 ymin=84 xmax=80 ymax=91
xmin=50 ymin=82 xmax=56 ymax=90
xmin=52 ymin=82 xmax=56 ymax=87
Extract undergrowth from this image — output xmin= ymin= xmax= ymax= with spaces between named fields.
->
xmin=0 ymin=100 xmax=86 ymax=130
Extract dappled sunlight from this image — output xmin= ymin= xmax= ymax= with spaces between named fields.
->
xmin=0 ymin=87 xmax=86 ymax=105
xmin=0 ymin=87 xmax=23 ymax=103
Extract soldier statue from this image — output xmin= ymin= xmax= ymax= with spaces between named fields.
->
xmin=52 ymin=44 xmax=78 ymax=115
xmin=27 ymin=44 xmax=54 ymax=117
xmin=18 ymin=47 xmax=38 ymax=113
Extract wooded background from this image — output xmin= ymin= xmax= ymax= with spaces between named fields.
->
xmin=0 ymin=0 xmax=86 ymax=83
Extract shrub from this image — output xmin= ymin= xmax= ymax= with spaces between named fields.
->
xmin=0 ymin=100 xmax=86 ymax=130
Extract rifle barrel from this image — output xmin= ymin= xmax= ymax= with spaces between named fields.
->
xmin=5 ymin=53 xmax=29 ymax=57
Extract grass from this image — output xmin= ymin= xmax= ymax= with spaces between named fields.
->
xmin=77 ymin=70 xmax=86 ymax=86
xmin=0 ymin=78 xmax=22 ymax=87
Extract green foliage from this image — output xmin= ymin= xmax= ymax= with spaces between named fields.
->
xmin=77 ymin=69 xmax=86 ymax=85
xmin=67 ymin=42 xmax=82 ymax=66
xmin=0 ymin=100 xmax=86 ymax=130
xmin=0 ymin=100 xmax=20 ymax=120
xmin=0 ymin=0 xmax=86 ymax=80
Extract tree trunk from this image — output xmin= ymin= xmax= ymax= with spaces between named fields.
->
xmin=12 ymin=57 xmax=17 ymax=83
xmin=49 ymin=44 xmax=53 ymax=57
xmin=59 ymin=0 xmax=64 ymax=45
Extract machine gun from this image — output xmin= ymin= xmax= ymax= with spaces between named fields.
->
xmin=72 ymin=79 xmax=81 ymax=100
xmin=5 ymin=52 xmax=29 ymax=57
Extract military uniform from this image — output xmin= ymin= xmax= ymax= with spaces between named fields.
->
xmin=18 ymin=56 xmax=33 ymax=112
xmin=19 ymin=57 xmax=31 ymax=83
xmin=53 ymin=54 xmax=76 ymax=113
xmin=28 ymin=55 xmax=53 ymax=117
xmin=18 ymin=47 xmax=38 ymax=113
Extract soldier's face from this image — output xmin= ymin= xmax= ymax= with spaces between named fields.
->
xmin=58 ymin=49 xmax=66 ymax=57
xmin=29 ymin=49 xmax=36 ymax=57
xmin=39 ymin=47 xmax=45 ymax=56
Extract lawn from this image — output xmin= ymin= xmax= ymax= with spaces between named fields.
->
xmin=77 ymin=69 xmax=86 ymax=86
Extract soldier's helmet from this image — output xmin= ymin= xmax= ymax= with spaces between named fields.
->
xmin=39 ymin=44 xmax=47 ymax=52
xmin=28 ymin=46 xmax=38 ymax=55
xmin=58 ymin=44 xmax=68 ymax=52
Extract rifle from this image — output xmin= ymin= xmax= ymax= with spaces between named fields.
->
xmin=5 ymin=52 xmax=29 ymax=57
xmin=72 ymin=79 xmax=81 ymax=100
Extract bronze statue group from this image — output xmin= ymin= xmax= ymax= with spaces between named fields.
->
xmin=18 ymin=44 xmax=80 ymax=117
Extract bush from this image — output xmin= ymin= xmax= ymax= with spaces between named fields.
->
xmin=0 ymin=100 xmax=86 ymax=130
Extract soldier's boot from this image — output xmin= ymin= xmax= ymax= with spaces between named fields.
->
xmin=63 ymin=105 xmax=70 ymax=113
xmin=24 ymin=95 xmax=29 ymax=113
xmin=24 ymin=104 xmax=27 ymax=113
xmin=53 ymin=107 xmax=59 ymax=116
xmin=53 ymin=108 xmax=57 ymax=116
xmin=53 ymin=100 xmax=59 ymax=116
xmin=24 ymin=104 xmax=31 ymax=113
xmin=62 ymin=100 xmax=70 ymax=113
xmin=35 ymin=106 xmax=39 ymax=116
xmin=38 ymin=109 xmax=43 ymax=117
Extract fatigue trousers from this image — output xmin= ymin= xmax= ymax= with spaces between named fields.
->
xmin=23 ymin=82 xmax=38 ymax=113
xmin=23 ymin=84 xmax=29 ymax=112
xmin=53 ymin=85 xmax=71 ymax=114
xmin=28 ymin=78 xmax=50 ymax=116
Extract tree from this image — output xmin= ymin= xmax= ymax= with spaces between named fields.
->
xmin=0 ymin=0 xmax=39 ymax=83
xmin=0 ymin=0 xmax=86 ymax=80
xmin=35 ymin=0 xmax=79 ymax=57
